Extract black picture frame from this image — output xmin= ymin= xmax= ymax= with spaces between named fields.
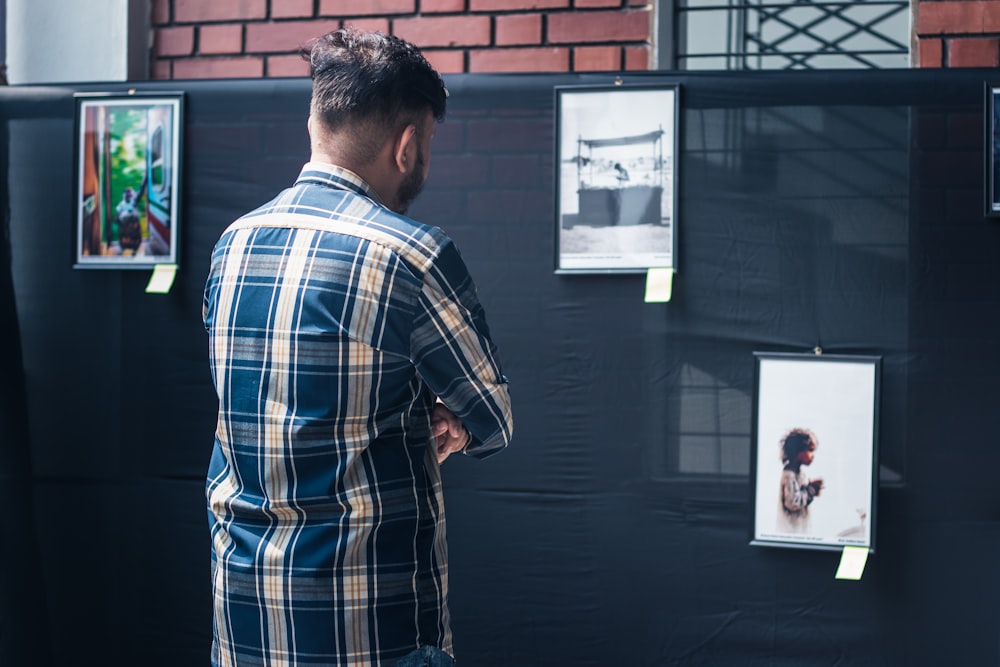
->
xmin=554 ymin=83 xmax=679 ymax=274
xmin=74 ymin=91 xmax=184 ymax=269
xmin=749 ymin=352 xmax=880 ymax=553
xmin=985 ymin=82 xmax=1000 ymax=217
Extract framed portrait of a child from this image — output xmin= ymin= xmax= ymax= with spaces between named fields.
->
xmin=73 ymin=91 xmax=183 ymax=269
xmin=749 ymin=352 xmax=880 ymax=552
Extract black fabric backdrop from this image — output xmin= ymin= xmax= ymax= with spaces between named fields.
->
xmin=1 ymin=69 xmax=999 ymax=666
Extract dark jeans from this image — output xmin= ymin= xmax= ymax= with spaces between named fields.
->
xmin=395 ymin=645 xmax=455 ymax=667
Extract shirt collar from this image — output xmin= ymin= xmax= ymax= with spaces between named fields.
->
xmin=295 ymin=161 xmax=383 ymax=205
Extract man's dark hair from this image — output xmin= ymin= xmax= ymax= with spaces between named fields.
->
xmin=303 ymin=28 xmax=448 ymax=164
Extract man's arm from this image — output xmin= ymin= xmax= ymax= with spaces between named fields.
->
xmin=411 ymin=240 xmax=513 ymax=460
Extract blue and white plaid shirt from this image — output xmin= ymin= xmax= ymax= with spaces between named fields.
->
xmin=203 ymin=162 xmax=513 ymax=666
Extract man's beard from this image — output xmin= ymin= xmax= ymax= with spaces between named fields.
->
xmin=394 ymin=152 xmax=426 ymax=215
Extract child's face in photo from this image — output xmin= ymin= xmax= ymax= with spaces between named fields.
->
xmin=796 ymin=442 xmax=817 ymax=466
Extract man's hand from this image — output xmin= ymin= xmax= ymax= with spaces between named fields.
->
xmin=432 ymin=402 xmax=471 ymax=464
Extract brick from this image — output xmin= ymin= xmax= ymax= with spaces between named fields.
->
xmin=342 ymin=17 xmax=391 ymax=33
xmin=407 ymin=182 xmax=465 ymax=220
xmin=422 ymin=49 xmax=467 ymax=73
xmin=914 ymin=111 xmax=946 ymax=148
xmin=175 ymin=0 xmax=267 ymax=22
xmin=949 ymin=36 xmax=1000 ymax=66
xmin=917 ymin=147 xmax=979 ymax=186
xmin=429 ymin=154 xmax=490 ymax=186
xmin=491 ymin=154 xmax=541 ymax=186
xmin=628 ymin=0 xmax=650 ymax=5
xmin=947 ymin=112 xmax=983 ymax=147
xmin=264 ymin=122 xmax=310 ymax=153
xmin=242 ymin=156 xmax=305 ymax=182
xmin=918 ymin=37 xmax=943 ymax=67
xmin=319 ymin=0 xmax=416 ymax=15
xmin=624 ymin=44 xmax=649 ymax=69
xmin=495 ymin=13 xmax=543 ymax=45
xmin=466 ymin=118 xmax=549 ymax=151
xmin=152 ymin=0 xmax=170 ymax=25
xmin=393 ymin=15 xmax=491 ymax=47
xmin=200 ymin=24 xmax=244 ymax=55
xmin=246 ymin=20 xmax=342 ymax=52
xmin=466 ymin=188 xmax=550 ymax=223
xmin=493 ymin=108 xmax=546 ymax=118
xmin=187 ymin=125 xmax=265 ymax=154
xmin=574 ymin=45 xmax=621 ymax=70
xmin=422 ymin=0 xmax=467 ymax=11
xmin=549 ymin=9 xmax=651 ymax=43
xmin=268 ymin=54 xmax=312 ymax=76
xmin=155 ymin=27 xmax=195 ymax=57
xmin=447 ymin=108 xmax=490 ymax=118
xmin=575 ymin=0 xmax=623 ymax=7
xmin=469 ymin=46 xmax=570 ymax=71
xmin=173 ymin=56 xmax=265 ymax=79
xmin=917 ymin=1 xmax=987 ymax=35
xmin=151 ymin=60 xmax=173 ymax=80
xmin=272 ymin=0 xmax=315 ymax=19
xmin=470 ymin=0 xmax=568 ymax=9
xmin=984 ymin=5 xmax=1000 ymax=32
xmin=431 ymin=122 xmax=465 ymax=153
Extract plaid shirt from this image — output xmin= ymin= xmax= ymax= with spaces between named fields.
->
xmin=203 ymin=162 xmax=513 ymax=667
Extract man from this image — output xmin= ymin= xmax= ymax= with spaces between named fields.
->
xmin=202 ymin=28 xmax=513 ymax=667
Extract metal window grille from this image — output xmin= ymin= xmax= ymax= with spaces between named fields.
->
xmin=673 ymin=0 xmax=909 ymax=70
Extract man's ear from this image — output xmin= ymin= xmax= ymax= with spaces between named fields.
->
xmin=392 ymin=123 xmax=419 ymax=174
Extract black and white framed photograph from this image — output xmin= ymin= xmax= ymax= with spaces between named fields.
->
xmin=74 ymin=92 xmax=183 ymax=269
xmin=985 ymin=82 xmax=1000 ymax=217
xmin=555 ymin=84 xmax=678 ymax=273
xmin=750 ymin=352 xmax=880 ymax=552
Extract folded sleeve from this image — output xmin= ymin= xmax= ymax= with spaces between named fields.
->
xmin=410 ymin=240 xmax=513 ymax=458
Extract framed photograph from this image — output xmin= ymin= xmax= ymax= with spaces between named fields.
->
xmin=750 ymin=352 xmax=880 ymax=552
xmin=74 ymin=92 xmax=183 ymax=268
xmin=985 ymin=82 xmax=1000 ymax=217
xmin=555 ymin=83 xmax=678 ymax=273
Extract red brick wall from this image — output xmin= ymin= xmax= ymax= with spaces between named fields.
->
xmin=915 ymin=0 xmax=1000 ymax=67
xmin=150 ymin=0 xmax=653 ymax=80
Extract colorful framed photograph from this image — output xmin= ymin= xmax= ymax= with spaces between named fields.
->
xmin=74 ymin=92 xmax=183 ymax=268
xmin=554 ymin=83 xmax=678 ymax=273
xmin=749 ymin=352 xmax=880 ymax=553
xmin=985 ymin=82 xmax=1000 ymax=217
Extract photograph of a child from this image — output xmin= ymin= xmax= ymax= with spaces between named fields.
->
xmin=751 ymin=354 xmax=878 ymax=551
xmin=776 ymin=427 xmax=824 ymax=534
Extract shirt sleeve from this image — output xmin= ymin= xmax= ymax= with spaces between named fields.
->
xmin=410 ymin=240 xmax=513 ymax=459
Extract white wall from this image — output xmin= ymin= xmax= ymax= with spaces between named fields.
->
xmin=7 ymin=0 xmax=147 ymax=84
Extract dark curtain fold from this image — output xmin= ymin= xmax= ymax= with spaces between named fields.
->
xmin=3 ymin=71 xmax=1000 ymax=666
xmin=0 ymin=105 xmax=51 ymax=667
